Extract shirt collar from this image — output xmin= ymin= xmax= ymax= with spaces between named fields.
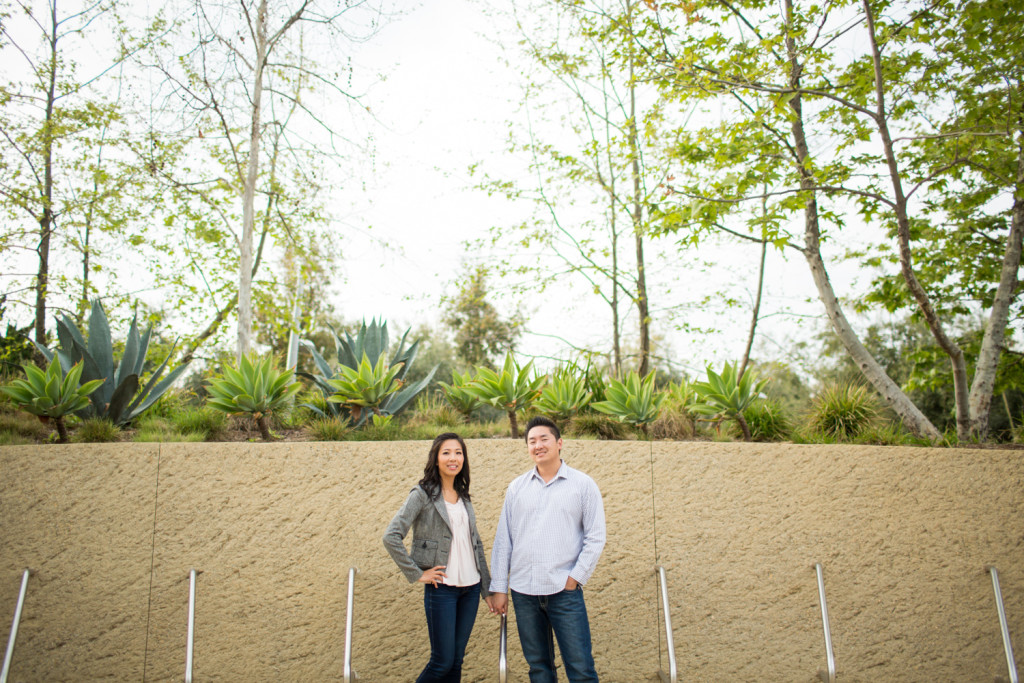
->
xmin=529 ymin=459 xmax=568 ymax=484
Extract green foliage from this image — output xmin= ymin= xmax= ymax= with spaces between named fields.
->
xmin=535 ymin=368 xmax=592 ymax=422
xmin=565 ymin=413 xmax=634 ymax=440
xmin=308 ymin=417 xmax=351 ymax=442
xmin=463 ymin=352 xmax=546 ymax=438
xmin=75 ymin=418 xmax=121 ymax=443
xmin=301 ymin=319 xmax=437 ymax=424
xmin=438 ymin=370 xmax=483 ymax=418
xmin=442 ymin=265 xmax=522 ymax=369
xmin=206 ymin=354 xmax=302 ymax=441
xmin=650 ymin=381 xmax=697 ymax=439
xmin=132 ymin=415 xmax=205 ymax=443
xmin=32 ymin=300 xmax=190 ymax=425
xmin=0 ymin=357 xmax=104 ymax=443
xmin=807 ymin=383 xmax=879 ymax=441
xmin=741 ymin=400 xmax=791 ymax=442
xmin=691 ymin=363 xmax=769 ymax=442
xmin=326 ymin=352 xmax=406 ymax=424
xmin=170 ymin=407 xmax=227 ymax=441
xmin=591 ymin=370 xmax=665 ymax=435
xmin=0 ymin=296 xmax=35 ymax=374
xmin=410 ymin=392 xmax=465 ymax=430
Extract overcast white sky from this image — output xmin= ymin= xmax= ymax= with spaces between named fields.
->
xmin=326 ymin=0 xmax=879 ymax=376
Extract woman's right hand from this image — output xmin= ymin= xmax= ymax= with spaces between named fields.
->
xmin=418 ymin=566 xmax=447 ymax=587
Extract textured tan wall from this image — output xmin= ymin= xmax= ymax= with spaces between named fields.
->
xmin=1 ymin=441 xmax=1021 ymax=682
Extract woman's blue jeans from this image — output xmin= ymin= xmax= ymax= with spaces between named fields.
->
xmin=416 ymin=582 xmax=481 ymax=683
xmin=511 ymin=587 xmax=598 ymax=682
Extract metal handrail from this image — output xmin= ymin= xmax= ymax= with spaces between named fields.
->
xmin=1 ymin=569 xmax=29 ymax=683
xmin=657 ymin=566 xmax=677 ymax=683
xmin=987 ymin=566 xmax=1019 ymax=683
xmin=344 ymin=567 xmax=357 ymax=683
xmin=814 ymin=563 xmax=836 ymax=683
xmin=498 ymin=611 xmax=507 ymax=683
xmin=186 ymin=569 xmax=197 ymax=683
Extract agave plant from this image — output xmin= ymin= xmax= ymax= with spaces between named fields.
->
xmin=464 ymin=352 xmax=546 ymax=438
xmin=206 ymin=354 xmax=302 ymax=441
xmin=300 ymin=319 xmax=436 ymax=425
xmin=691 ymin=362 xmax=769 ymax=441
xmin=1 ymin=358 xmax=104 ymax=443
xmin=326 ymin=353 xmax=406 ymax=423
xmin=438 ymin=370 xmax=482 ymax=418
xmin=32 ymin=299 xmax=190 ymax=425
xmin=591 ymin=370 xmax=665 ymax=435
xmin=535 ymin=367 xmax=592 ymax=422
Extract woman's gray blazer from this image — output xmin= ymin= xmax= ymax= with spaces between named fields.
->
xmin=383 ymin=486 xmax=491 ymax=597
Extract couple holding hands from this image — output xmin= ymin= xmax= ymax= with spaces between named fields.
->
xmin=383 ymin=416 xmax=607 ymax=683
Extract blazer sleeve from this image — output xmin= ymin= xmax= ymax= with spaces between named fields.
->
xmin=383 ymin=487 xmax=429 ymax=583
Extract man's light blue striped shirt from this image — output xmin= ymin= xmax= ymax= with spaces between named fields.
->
xmin=489 ymin=460 xmax=606 ymax=596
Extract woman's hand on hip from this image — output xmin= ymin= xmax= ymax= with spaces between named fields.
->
xmin=418 ymin=566 xmax=447 ymax=587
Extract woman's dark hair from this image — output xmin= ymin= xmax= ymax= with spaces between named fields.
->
xmin=418 ymin=432 xmax=471 ymax=501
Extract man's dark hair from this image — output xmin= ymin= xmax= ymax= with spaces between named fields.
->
xmin=524 ymin=415 xmax=560 ymax=442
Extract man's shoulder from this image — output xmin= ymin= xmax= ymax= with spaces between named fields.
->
xmin=562 ymin=462 xmax=598 ymax=483
xmin=507 ymin=468 xmax=536 ymax=492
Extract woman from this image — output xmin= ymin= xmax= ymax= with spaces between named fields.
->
xmin=383 ymin=432 xmax=497 ymax=682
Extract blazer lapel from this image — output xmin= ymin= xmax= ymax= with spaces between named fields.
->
xmin=433 ymin=496 xmax=452 ymax=530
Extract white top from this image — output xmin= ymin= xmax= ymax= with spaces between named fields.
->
xmin=442 ymin=497 xmax=481 ymax=587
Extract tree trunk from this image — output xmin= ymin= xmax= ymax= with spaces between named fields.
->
xmin=734 ymin=412 xmax=752 ymax=442
xmin=967 ymin=133 xmax=1024 ymax=439
xmin=783 ymin=0 xmax=941 ymax=440
xmin=237 ymin=0 xmax=268 ymax=360
xmin=861 ymin=0 xmax=970 ymax=439
xmin=54 ymin=415 xmax=69 ymax=443
xmin=739 ymin=192 xmax=769 ymax=381
xmin=34 ymin=4 xmax=59 ymax=355
xmin=508 ymin=409 xmax=519 ymax=440
xmin=625 ymin=14 xmax=650 ymax=376
xmin=256 ymin=412 xmax=272 ymax=441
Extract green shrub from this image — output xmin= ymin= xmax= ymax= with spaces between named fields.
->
xmin=410 ymin=392 xmax=465 ymax=429
xmin=691 ymin=362 xmax=768 ymax=442
xmin=565 ymin=413 xmax=634 ymax=440
xmin=206 ymin=354 xmax=302 ymax=441
xmin=591 ymin=370 xmax=665 ymax=436
xmin=535 ymin=368 xmax=592 ymax=422
xmin=852 ymin=421 xmax=932 ymax=446
xmin=308 ymin=417 xmax=351 ymax=441
xmin=741 ymin=399 xmax=792 ymax=442
xmin=0 ymin=358 xmax=104 ymax=443
xmin=132 ymin=415 xmax=204 ymax=442
xmin=0 ymin=410 xmax=50 ymax=441
xmin=75 ymin=418 xmax=121 ymax=443
xmin=0 ymin=431 xmax=33 ymax=445
xmin=464 ymin=352 xmax=545 ymax=438
xmin=807 ymin=382 xmax=878 ymax=440
xmin=172 ymin=407 xmax=227 ymax=440
xmin=438 ymin=370 xmax=482 ymax=419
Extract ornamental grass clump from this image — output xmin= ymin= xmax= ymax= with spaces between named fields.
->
xmin=807 ymin=382 xmax=879 ymax=440
xmin=205 ymin=354 xmax=302 ymax=441
xmin=741 ymin=399 xmax=792 ymax=442
xmin=0 ymin=358 xmax=104 ymax=443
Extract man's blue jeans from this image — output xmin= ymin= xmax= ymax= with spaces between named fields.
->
xmin=511 ymin=587 xmax=598 ymax=683
xmin=416 ymin=582 xmax=480 ymax=683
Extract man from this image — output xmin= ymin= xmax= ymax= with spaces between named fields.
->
xmin=489 ymin=415 xmax=606 ymax=682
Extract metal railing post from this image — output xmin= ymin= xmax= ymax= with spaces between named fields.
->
xmin=344 ymin=567 xmax=357 ymax=683
xmin=498 ymin=611 xmax=507 ymax=683
xmin=657 ymin=566 xmax=678 ymax=683
xmin=987 ymin=566 xmax=1019 ymax=683
xmin=1 ymin=569 xmax=29 ymax=683
xmin=185 ymin=569 xmax=197 ymax=683
xmin=814 ymin=563 xmax=836 ymax=683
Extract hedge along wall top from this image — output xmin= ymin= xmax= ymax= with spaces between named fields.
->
xmin=0 ymin=441 xmax=1021 ymax=682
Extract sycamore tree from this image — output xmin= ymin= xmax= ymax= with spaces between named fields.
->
xmin=639 ymin=0 xmax=1021 ymax=440
xmin=0 ymin=0 xmax=148 ymax=349
xmin=141 ymin=0 xmax=383 ymax=361
xmin=474 ymin=0 xmax=665 ymax=376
